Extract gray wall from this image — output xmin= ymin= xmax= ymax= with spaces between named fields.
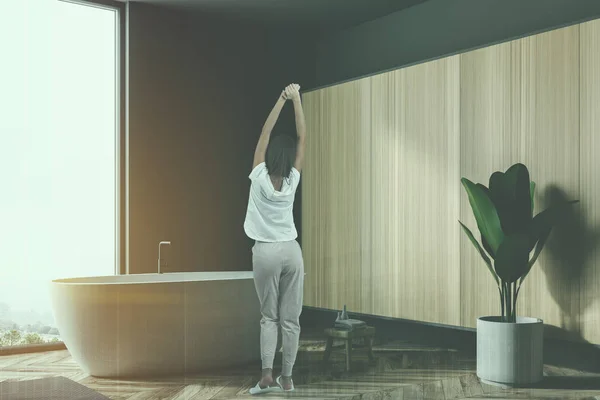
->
xmin=314 ymin=0 xmax=600 ymax=88
xmin=127 ymin=3 xmax=314 ymax=273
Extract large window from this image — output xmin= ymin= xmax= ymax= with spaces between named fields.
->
xmin=0 ymin=0 xmax=122 ymax=348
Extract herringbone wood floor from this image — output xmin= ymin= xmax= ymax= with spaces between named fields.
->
xmin=1 ymin=337 xmax=600 ymax=399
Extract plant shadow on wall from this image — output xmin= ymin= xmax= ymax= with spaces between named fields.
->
xmin=540 ymin=185 xmax=600 ymax=374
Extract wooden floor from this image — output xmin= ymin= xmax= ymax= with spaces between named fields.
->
xmin=1 ymin=335 xmax=600 ymax=399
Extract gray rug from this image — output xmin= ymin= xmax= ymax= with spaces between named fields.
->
xmin=0 ymin=376 xmax=109 ymax=400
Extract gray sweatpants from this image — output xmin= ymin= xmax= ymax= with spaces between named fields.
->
xmin=252 ymin=240 xmax=304 ymax=377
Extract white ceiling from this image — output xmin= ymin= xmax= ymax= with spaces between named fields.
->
xmin=126 ymin=0 xmax=428 ymax=32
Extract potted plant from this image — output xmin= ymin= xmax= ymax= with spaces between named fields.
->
xmin=459 ymin=163 xmax=578 ymax=387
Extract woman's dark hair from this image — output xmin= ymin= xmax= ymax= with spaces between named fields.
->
xmin=265 ymin=134 xmax=296 ymax=179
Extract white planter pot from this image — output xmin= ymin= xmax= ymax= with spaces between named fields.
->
xmin=477 ymin=316 xmax=544 ymax=387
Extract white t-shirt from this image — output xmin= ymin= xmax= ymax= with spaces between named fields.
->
xmin=244 ymin=162 xmax=301 ymax=242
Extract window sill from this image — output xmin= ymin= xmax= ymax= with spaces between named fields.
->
xmin=0 ymin=342 xmax=67 ymax=356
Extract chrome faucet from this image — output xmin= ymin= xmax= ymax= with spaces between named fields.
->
xmin=158 ymin=241 xmax=171 ymax=274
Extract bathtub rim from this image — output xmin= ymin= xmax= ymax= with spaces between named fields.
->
xmin=51 ymin=271 xmax=255 ymax=285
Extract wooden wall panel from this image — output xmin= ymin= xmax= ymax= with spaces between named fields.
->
xmin=580 ymin=18 xmax=600 ymax=344
xmin=303 ymin=19 xmax=600 ymax=344
xmin=459 ymin=39 xmax=522 ymax=328
xmin=369 ymin=57 xmax=461 ymax=325
xmin=301 ymin=90 xmax=321 ymax=308
xmin=369 ymin=71 xmax=397 ymax=319
xmin=460 ymin=25 xmax=581 ymax=337
xmin=516 ymin=25 xmax=580 ymax=339
xmin=301 ymin=79 xmax=371 ymax=313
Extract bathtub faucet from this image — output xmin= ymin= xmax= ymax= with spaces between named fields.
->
xmin=158 ymin=241 xmax=171 ymax=274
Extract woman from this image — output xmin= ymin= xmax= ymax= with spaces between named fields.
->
xmin=244 ymin=83 xmax=306 ymax=394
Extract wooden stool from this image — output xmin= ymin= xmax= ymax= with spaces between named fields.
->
xmin=323 ymin=326 xmax=376 ymax=371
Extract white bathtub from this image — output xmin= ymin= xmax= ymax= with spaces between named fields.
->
xmin=50 ymin=271 xmax=260 ymax=378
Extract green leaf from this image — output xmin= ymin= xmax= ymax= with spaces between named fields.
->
xmin=505 ymin=163 xmax=532 ymax=221
xmin=459 ymin=220 xmax=499 ymax=285
xmin=494 ymin=234 xmax=531 ymax=283
xmin=530 ymin=181 xmax=536 ymax=217
xmin=476 ymin=184 xmax=496 ymax=258
xmin=461 ymin=178 xmax=505 ymax=255
xmin=520 ymin=226 xmax=553 ymax=286
xmin=477 ymin=183 xmax=491 ymax=197
xmin=481 ymin=235 xmax=495 ymax=259
xmin=488 ymin=164 xmax=532 ymax=235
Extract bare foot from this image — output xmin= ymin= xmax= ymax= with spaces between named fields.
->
xmin=259 ymin=368 xmax=273 ymax=389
